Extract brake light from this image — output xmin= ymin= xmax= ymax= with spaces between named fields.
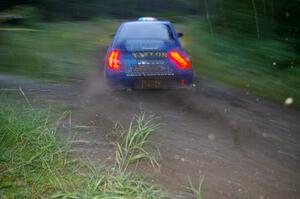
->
xmin=107 ymin=49 xmax=121 ymax=70
xmin=168 ymin=50 xmax=191 ymax=69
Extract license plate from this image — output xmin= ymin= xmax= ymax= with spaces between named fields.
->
xmin=133 ymin=65 xmax=166 ymax=73
xmin=136 ymin=79 xmax=162 ymax=89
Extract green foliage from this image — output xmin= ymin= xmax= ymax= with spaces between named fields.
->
xmin=0 ymin=5 xmax=42 ymax=22
xmin=114 ymin=114 xmax=160 ymax=171
xmin=0 ymin=101 xmax=71 ymax=198
xmin=0 ymin=97 xmax=166 ymax=198
xmin=210 ymin=0 xmax=300 ymax=54
xmin=186 ymin=19 xmax=300 ymax=108
xmin=187 ymin=176 xmax=204 ymax=199
xmin=0 ymin=20 xmax=118 ymax=82
xmin=0 ymin=0 xmax=198 ymax=20
xmin=1 ymin=0 xmax=299 ymax=46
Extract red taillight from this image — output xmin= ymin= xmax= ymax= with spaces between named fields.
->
xmin=168 ymin=50 xmax=191 ymax=69
xmin=107 ymin=49 xmax=121 ymax=70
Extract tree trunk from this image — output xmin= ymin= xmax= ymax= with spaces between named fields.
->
xmin=251 ymin=0 xmax=260 ymax=39
xmin=204 ymin=0 xmax=214 ymax=35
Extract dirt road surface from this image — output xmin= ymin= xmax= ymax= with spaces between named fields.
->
xmin=1 ymin=70 xmax=299 ymax=199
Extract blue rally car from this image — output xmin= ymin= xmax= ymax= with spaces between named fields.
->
xmin=104 ymin=17 xmax=193 ymax=89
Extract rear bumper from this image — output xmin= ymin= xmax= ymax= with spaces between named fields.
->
xmin=105 ymin=72 xmax=193 ymax=89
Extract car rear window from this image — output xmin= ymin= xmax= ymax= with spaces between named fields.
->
xmin=117 ymin=23 xmax=174 ymax=41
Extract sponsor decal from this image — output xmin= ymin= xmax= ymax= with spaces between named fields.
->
xmin=132 ymin=52 xmax=168 ymax=58
xmin=137 ymin=60 xmax=165 ymax=65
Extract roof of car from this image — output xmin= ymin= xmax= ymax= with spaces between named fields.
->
xmin=122 ymin=20 xmax=171 ymax=26
xmin=122 ymin=17 xmax=171 ymax=25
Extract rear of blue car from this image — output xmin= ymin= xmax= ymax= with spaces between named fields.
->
xmin=104 ymin=18 xmax=193 ymax=89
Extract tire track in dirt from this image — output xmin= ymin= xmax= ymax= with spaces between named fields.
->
xmin=71 ymin=72 xmax=300 ymax=199
xmin=1 ymin=71 xmax=299 ymax=198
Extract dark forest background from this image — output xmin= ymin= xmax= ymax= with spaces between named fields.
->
xmin=0 ymin=0 xmax=300 ymax=36
xmin=1 ymin=0 xmax=299 ymax=40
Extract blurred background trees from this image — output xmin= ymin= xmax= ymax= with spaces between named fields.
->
xmin=1 ymin=0 xmax=299 ymax=41
xmin=1 ymin=0 xmax=299 ymax=71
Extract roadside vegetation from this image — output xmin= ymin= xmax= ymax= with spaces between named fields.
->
xmin=0 ymin=93 xmax=167 ymax=198
xmin=1 ymin=16 xmax=299 ymax=108
xmin=185 ymin=19 xmax=300 ymax=109
xmin=0 ymin=18 xmax=118 ymax=82
xmin=187 ymin=176 xmax=204 ymax=199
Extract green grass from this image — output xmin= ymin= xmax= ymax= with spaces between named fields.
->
xmin=187 ymin=176 xmax=204 ymax=199
xmin=0 ymin=19 xmax=118 ymax=83
xmin=114 ymin=114 xmax=160 ymax=172
xmin=185 ymin=19 xmax=300 ymax=109
xmin=0 ymin=94 xmax=166 ymax=198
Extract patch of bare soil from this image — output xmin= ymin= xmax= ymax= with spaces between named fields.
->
xmin=1 ymin=71 xmax=299 ymax=199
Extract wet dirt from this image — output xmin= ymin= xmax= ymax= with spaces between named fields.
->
xmin=1 ymin=69 xmax=299 ymax=198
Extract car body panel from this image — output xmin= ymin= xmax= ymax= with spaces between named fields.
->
xmin=104 ymin=19 xmax=193 ymax=89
